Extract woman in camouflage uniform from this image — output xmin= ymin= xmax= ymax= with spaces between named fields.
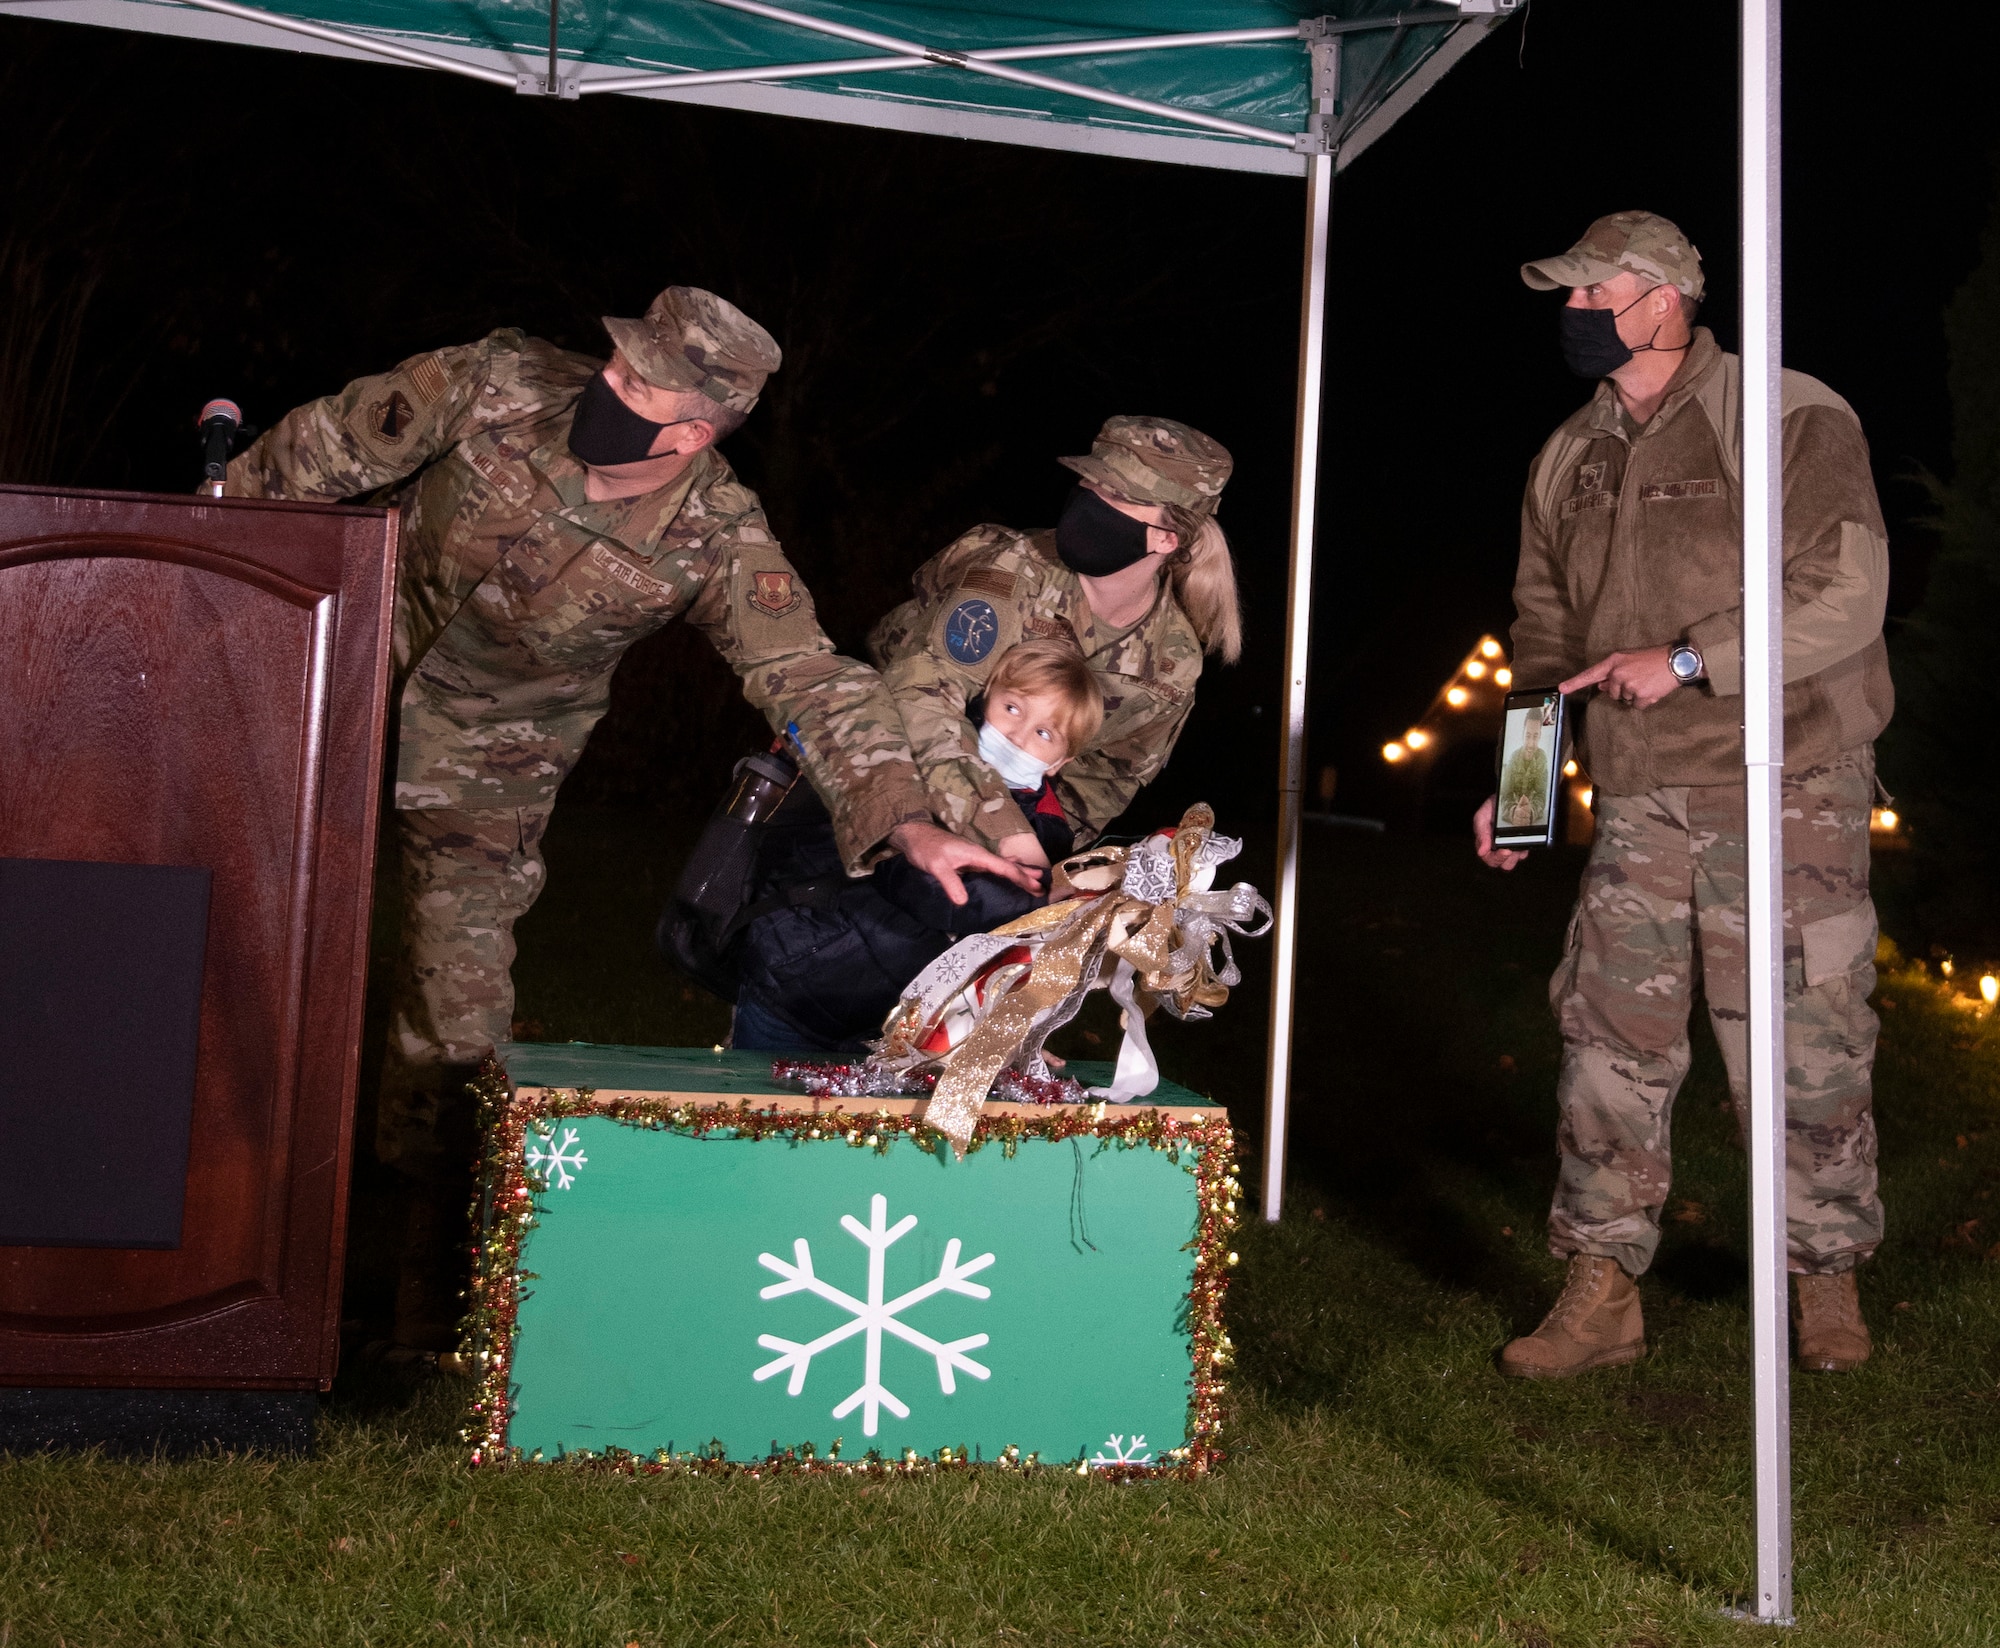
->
xmin=868 ymin=415 xmax=1242 ymax=869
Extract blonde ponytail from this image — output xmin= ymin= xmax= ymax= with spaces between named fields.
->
xmin=1166 ymin=514 xmax=1242 ymax=664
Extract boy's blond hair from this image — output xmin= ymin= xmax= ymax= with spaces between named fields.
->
xmin=985 ymin=639 xmax=1105 ymax=758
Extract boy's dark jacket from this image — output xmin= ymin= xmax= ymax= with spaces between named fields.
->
xmin=732 ymin=777 xmax=1074 ymax=1048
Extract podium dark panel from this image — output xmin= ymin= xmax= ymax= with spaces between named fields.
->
xmin=0 ymin=856 xmax=211 ymax=1249
xmin=0 ymin=484 xmax=398 ymax=1393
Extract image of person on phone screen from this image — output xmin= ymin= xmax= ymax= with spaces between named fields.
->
xmin=1499 ymin=703 xmax=1553 ymax=827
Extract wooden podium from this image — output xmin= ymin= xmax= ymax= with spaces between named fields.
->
xmin=0 ymin=483 xmax=397 ymax=1453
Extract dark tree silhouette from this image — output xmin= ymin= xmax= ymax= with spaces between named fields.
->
xmin=1880 ymin=170 xmax=2000 ymax=952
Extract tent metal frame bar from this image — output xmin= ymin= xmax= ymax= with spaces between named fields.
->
xmin=623 ymin=0 xmax=1299 ymax=145
xmin=145 ymin=0 xmax=1461 ymax=150
xmin=1331 ymin=8 xmax=1492 ymax=167
xmin=1738 ymin=0 xmax=1793 ymax=1623
xmin=583 ymin=27 xmax=1305 ymax=99
xmin=588 ymin=7 xmax=1463 ymax=99
xmin=157 ymin=0 xmax=520 ymax=84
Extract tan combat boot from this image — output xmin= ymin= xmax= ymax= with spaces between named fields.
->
xmin=1793 ymin=1271 xmax=1870 ymax=1372
xmin=1499 ymin=1254 xmax=1646 ymax=1379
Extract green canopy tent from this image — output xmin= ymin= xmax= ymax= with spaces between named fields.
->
xmin=0 ymin=0 xmax=1801 ymax=1620
xmin=0 ymin=0 xmax=1501 ymax=174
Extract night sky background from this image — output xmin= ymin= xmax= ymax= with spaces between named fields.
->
xmin=4 ymin=0 xmax=1997 ymax=837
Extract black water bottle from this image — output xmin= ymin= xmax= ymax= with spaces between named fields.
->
xmin=678 ymin=750 xmax=799 ymax=927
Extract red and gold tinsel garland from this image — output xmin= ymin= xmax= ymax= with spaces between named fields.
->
xmin=458 ymin=1057 xmax=1241 ymax=1481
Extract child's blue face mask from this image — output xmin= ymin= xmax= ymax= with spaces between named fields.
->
xmin=977 ymin=719 xmax=1052 ymax=791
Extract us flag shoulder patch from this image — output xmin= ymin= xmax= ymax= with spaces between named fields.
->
xmin=406 ymin=353 xmax=450 ymax=405
xmin=960 ymin=567 xmax=1016 ymax=601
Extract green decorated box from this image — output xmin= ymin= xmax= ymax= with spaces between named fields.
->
xmin=463 ymin=1045 xmax=1239 ymax=1478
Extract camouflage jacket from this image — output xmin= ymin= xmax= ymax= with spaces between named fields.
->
xmin=1511 ymin=328 xmax=1893 ymax=794
xmin=867 ymin=524 xmax=1202 ymax=850
xmin=227 ymin=329 xmax=928 ymax=870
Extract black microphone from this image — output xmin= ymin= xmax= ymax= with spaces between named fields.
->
xmin=197 ymin=398 xmax=242 ymax=497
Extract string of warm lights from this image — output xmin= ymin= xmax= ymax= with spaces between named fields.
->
xmin=1378 ymin=639 xmax=1909 ymax=844
xmin=1381 ymin=635 xmax=1513 ymax=765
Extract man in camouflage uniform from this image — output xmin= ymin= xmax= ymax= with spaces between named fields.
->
xmin=1475 ymin=213 xmax=1893 ymax=1378
xmin=228 ymin=286 xmax=1026 ymax=1347
xmin=869 ymin=416 xmax=1231 ymax=856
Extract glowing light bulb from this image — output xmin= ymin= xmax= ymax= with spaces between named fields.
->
xmin=1878 ymin=809 xmax=1898 ymax=830
xmin=1983 ymin=974 xmax=1999 ymax=1007
xmin=1405 ymin=729 xmax=1431 ymax=750
xmin=1563 ymin=759 xmax=1579 ymax=777
xmin=1465 ymin=660 xmax=1488 ymax=680
xmin=1494 ymin=668 xmax=1513 ymax=687
xmin=1480 ymin=638 xmax=1503 ymax=659
xmin=1446 ymin=686 xmax=1470 ymax=707
xmin=1941 ymin=959 xmax=1955 ymax=978
xmin=1382 ymin=741 xmax=1406 ymax=763
xmin=1581 ymin=787 xmax=1595 ymax=808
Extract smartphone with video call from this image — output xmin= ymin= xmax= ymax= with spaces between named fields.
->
xmin=1493 ymin=688 xmax=1567 ymax=849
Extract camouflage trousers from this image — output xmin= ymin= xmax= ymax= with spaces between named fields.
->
xmin=1547 ymin=748 xmax=1883 ymax=1277
xmin=377 ymin=804 xmax=554 ymax=1174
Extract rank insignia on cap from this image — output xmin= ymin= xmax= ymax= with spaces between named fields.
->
xmin=749 ymin=568 xmax=802 ymax=616
xmin=945 ymin=598 xmax=1000 ymax=664
xmin=374 ymin=390 xmax=414 ymax=441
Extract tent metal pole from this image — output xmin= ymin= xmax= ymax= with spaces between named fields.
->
xmin=1740 ymin=0 xmax=1793 ymax=1624
xmin=1260 ymin=62 xmax=1335 ymax=1224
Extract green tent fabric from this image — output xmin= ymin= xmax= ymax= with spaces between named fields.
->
xmin=1 ymin=0 xmax=1508 ymax=173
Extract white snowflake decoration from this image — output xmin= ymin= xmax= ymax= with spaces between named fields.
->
xmin=754 ymin=1193 xmax=995 ymax=1436
xmin=1089 ymin=1433 xmax=1152 ymax=1467
xmin=525 ymin=1124 xmax=587 ymax=1190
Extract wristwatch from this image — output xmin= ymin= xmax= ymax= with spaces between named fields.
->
xmin=1668 ymin=642 xmax=1705 ymax=685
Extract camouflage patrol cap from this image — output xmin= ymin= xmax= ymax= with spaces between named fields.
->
xmin=601 ymin=286 xmax=782 ymax=414
xmin=1521 ymin=211 xmax=1705 ymax=301
xmin=1057 ymin=416 xmax=1233 ymax=514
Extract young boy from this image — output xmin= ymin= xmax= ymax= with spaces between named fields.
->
xmin=728 ymin=641 xmax=1105 ymax=1052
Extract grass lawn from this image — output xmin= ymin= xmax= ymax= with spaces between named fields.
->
xmin=4 ymin=810 xmax=1998 ymax=1645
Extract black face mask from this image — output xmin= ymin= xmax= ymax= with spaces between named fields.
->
xmin=567 ymin=370 xmax=678 ymax=467
xmin=1557 ymin=285 xmax=1689 ymax=380
xmin=1055 ymin=485 xmax=1153 ymax=577
xmin=1558 ymin=305 xmax=1634 ymax=379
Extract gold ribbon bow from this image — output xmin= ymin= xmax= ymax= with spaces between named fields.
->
xmin=922 ymin=804 xmax=1248 ymax=1153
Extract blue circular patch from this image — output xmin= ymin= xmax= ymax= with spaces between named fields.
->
xmin=944 ymin=597 xmax=1000 ymax=665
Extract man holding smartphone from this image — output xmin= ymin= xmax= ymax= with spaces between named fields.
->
xmin=1473 ymin=212 xmax=1893 ymax=1380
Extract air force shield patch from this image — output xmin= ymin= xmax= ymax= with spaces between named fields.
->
xmin=749 ymin=569 xmax=802 ymax=617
